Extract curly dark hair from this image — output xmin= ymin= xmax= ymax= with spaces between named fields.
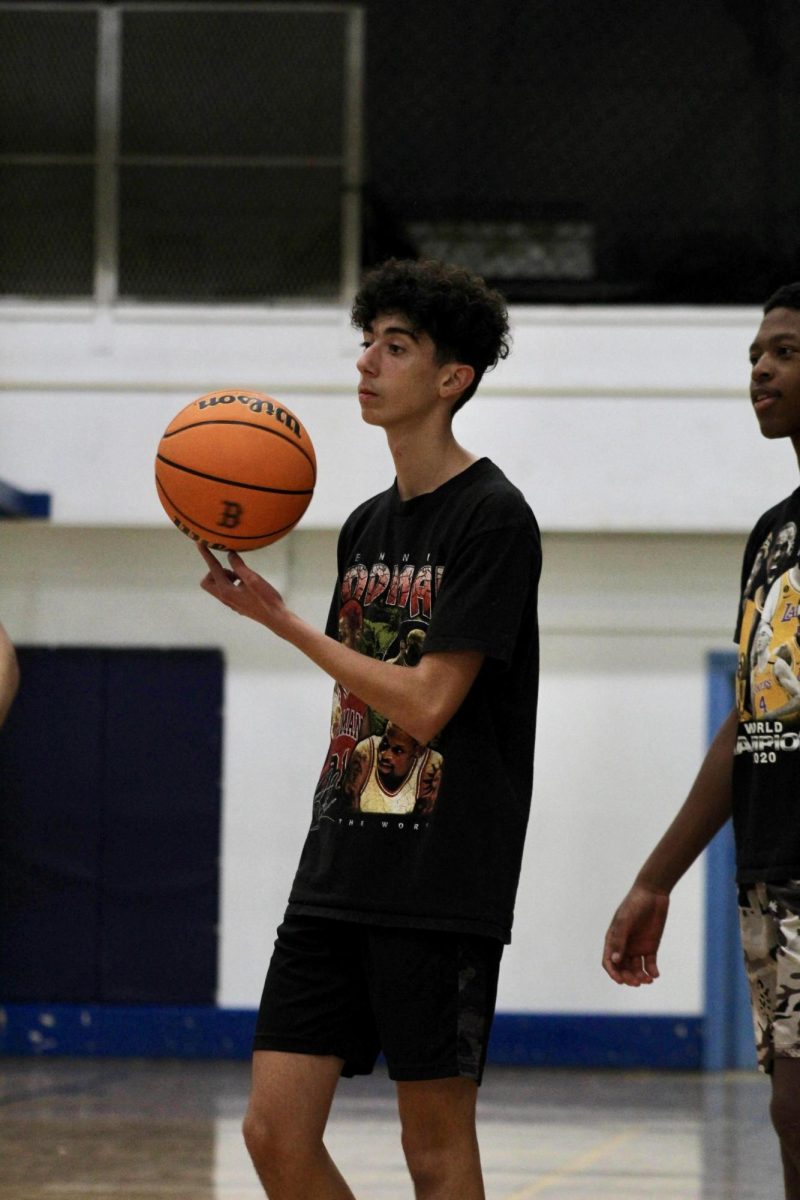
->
xmin=764 ymin=283 xmax=800 ymax=314
xmin=350 ymin=258 xmax=511 ymax=413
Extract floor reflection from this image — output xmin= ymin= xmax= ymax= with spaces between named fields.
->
xmin=0 ymin=1059 xmax=780 ymax=1199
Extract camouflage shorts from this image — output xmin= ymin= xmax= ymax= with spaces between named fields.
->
xmin=738 ymin=880 xmax=800 ymax=1073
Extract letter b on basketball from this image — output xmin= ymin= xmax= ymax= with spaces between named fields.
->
xmin=155 ymin=389 xmax=316 ymax=550
xmin=218 ymin=501 xmax=244 ymax=529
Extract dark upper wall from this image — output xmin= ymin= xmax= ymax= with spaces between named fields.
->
xmin=359 ymin=0 xmax=800 ymax=302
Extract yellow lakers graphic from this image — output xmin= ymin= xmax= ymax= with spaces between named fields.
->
xmin=744 ymin=566 xmax=800 ymax=723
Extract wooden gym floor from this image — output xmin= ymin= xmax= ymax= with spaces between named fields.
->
xmin=0 ymin=1057 xmax=781 ymax=1199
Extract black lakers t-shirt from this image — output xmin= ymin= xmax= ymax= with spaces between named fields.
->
xmin=287 ymin=458 xmax=541 ymax=942
xmin=734 ymin=485 xmax=800 ymax=881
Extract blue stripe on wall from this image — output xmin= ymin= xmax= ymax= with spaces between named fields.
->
xmin=0 ymin=1004 xmax=256 ymax=1060
xmin=703 ymin=650 xmax=757 ymax=1071
xmin=0 ymin=1004 xmax=702 ymax=1069
xmin=489 ymin=1012 xmax=702 ymax=1069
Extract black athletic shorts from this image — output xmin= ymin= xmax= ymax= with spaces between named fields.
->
xmin=252 ymin=912 xmax=503 ymax=1083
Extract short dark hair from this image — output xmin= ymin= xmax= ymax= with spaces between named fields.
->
xmin=764 ymin=283 xmax=800 ymax=314
xmin=351 ymin=258 xmax=511 ymax=412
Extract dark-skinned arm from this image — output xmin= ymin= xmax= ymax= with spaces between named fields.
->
xmin=602 ymin=705 xmax=738 ymax=986
xmin=0 ymin=622 xmax=19 ymax=727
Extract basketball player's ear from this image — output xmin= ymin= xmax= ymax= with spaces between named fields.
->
xmin=439 ymin=363 xmax=474 ymax=402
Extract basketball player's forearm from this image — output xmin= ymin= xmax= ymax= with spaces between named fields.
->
xmin=278 ymin=609 xmax=476 ymax=745
xmin=770 ymin=663 xmax=800 ymax=716
xmin=199 ymin=545 xmax=480 ymax=742
xmin=634 ymin=707 xmax=737 ymax=896
xmin=768 ymin=697 xmax=800 ymax=720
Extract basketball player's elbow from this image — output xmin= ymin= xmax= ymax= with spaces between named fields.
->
xmin=392 ymin=655 xmax=478 ymax=745
xmin=401 ymin=710 xmax=442 ymax=747
xmin=398 ymin=694 xmax=454 ymax=747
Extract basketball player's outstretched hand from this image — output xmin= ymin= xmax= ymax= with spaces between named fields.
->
xmin=198 ymin=545 xmax=290 ymax=635
xmin=602 ymin=883 xmax=669 ymax=987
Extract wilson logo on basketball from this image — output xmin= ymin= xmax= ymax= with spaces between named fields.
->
xmin=196 ymin=392 xmax=303 ymax=440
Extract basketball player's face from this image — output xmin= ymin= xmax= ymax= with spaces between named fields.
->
xmin=750 ymin=307 xmax=800 ymax=443
xmin=356 ymin=313 xmax=451 ymax=430
xmin=754 ymin=623 xmax=772 ymax=657
xmin=376 ymin=728 xmax=417 ymax=785
xmin=766 ymin=524 xmax=796 ymax=580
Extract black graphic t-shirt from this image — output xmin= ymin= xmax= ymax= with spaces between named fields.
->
xmin=287 ymin=458 xmax=541 ymax=942
xmin=734 ymin=485 xmax=800 ymax=881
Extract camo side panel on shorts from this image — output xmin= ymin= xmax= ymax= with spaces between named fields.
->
xmin=738 ymin=880 xmax=800 ymax=1073
xmin=456 ymin=936 xmax=502 ymax=1083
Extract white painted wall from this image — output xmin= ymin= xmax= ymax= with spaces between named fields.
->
xmin=2 ymin=302 xmax=797 ymax=531
xmin=1 ymin=301 xmax=791 ymax=1017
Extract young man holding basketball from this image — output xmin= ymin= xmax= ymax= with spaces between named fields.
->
xmin=199 ymin=258 xmax=541 ymax=1200
xmin=603 ymin=282 xmax=800 ymax=1200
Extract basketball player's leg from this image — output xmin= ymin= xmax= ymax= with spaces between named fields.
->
xmin=367 ymin=928 xmax=502 ymax=1199
xmin=243 ymin=1050 xmax=355 ymax=1200
xmin=771 ymin=1059 xmax=800 ymax=1199
xmin=739 ymin=881 xmax=800 ymax=1199
xmin=397 ymin=1077 xmax=484 ymax=1200
xmin=245 ymin=914 xmax=380 ymax=1198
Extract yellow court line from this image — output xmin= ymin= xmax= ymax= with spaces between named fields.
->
xmin=502 ymin=1126 xmax=644 ymax=1199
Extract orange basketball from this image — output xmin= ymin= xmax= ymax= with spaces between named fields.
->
xmin=155 ymin=389 xmax=316 ymax=551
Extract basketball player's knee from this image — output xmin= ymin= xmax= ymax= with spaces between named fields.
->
xmin=242 ymin=1105 xmax=291 ymax=1177
xmin=242 ymin=1106 xmax=268 ymax=1164
xmin=401 ymin=1133 xmax=447 ymax=1193
xmin=243 ymin=1103 xmax=324 ymax=1188
xmin=402 ymin=1124 xmax=471 ymax=1192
